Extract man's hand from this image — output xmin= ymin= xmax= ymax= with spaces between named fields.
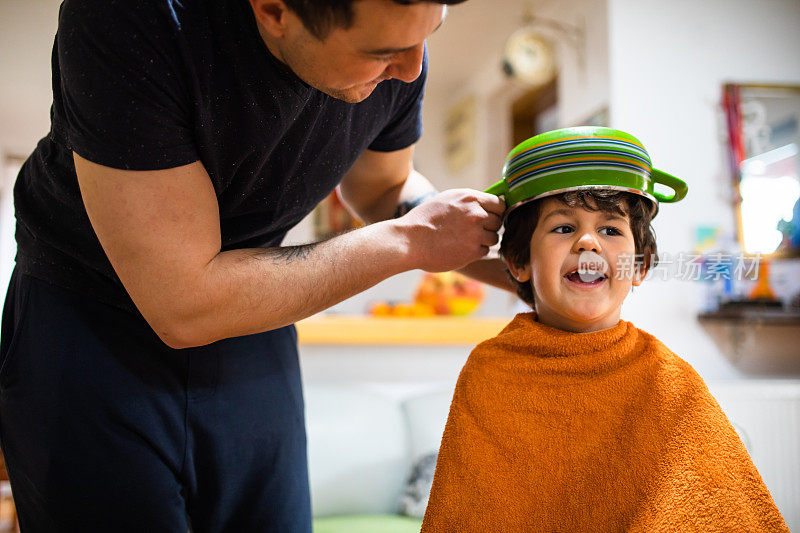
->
xmin=393 ymin=189 xmax=505 ymax=273
xmin=339 ymin=147 xmax=512 ymax=291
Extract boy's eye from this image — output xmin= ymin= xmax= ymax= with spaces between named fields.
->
xmin=374 ymin=53 xmax=397 ymax=62
xmin=599 ymin=226 xmax=622 ymax=236
xmin=552 ymin=225 xmax=622 ymax=235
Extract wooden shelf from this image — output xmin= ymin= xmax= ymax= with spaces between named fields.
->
xmin=295 ymin=315 xmax=511 ymax=345
xmin=698 ymin=307 xmax=800 ymax=325
xmin=696 ymin=313 xmax=800 ymax=375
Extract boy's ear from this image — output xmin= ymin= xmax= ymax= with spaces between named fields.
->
xmin=632 ymin=264 xmax=647 ymax=286
xmin=506 ymin=259 xmax=532 ymax=283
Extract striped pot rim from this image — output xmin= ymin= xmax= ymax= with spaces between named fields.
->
xmin=485 ymin=126 xmax=687 ymax=218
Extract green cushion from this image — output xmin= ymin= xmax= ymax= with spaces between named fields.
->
xmin=313 ymin=514 xmax=423 ymax=533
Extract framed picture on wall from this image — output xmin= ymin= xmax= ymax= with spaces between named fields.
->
xmin=722 ymin=84 xmax=800 ymax=257
xmin=444 ymin=95 xmax=476 ymax=175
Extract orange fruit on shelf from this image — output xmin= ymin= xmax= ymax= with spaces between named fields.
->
xmin=369 ymin=301 xmax=392 ymax=316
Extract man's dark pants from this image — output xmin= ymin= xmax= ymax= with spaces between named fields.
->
xmin=0 ymin=268 xmax=312 ymax=532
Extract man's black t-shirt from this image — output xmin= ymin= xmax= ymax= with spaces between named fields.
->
xmin=14 ymin=0 xmax=426 ymax=314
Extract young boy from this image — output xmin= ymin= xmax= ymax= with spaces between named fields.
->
xmin=421 ymin=128 xmax=788 ymax=532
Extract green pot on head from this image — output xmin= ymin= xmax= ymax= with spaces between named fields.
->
xmin=485 ymin=126 xmax=688 ymax=218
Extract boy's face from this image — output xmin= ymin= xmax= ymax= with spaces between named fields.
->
xmin=507 ymin=197 xmax=644 ymax=333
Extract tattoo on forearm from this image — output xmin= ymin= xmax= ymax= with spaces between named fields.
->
xmin=393 ymin=191 xmax=437 ymax=218
xmin=273 ymin=246 xmax=314 ymax=262
xmin=251 ymin=244 xmax=317 ymax=264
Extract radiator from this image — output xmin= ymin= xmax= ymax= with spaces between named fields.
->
xmin=709 ymin=380 xmax=800 ymax=531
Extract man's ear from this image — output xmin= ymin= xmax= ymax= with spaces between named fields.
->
xmin=248 ymin=0 xmax=291 ymax=38
xmin=506 ymin=259 xmax=531 ymax=283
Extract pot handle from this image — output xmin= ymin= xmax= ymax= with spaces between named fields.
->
xmin=652 ymin=171 xmax=688 ymax=203
xmin=484 ymin=179 xmax=509 ymax=203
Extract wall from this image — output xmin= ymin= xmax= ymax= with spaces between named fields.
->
xmin=0 ymin=161 xmax=21 ymax=295
xmin=0 ymin=1 xmax=59 ymax=306
xmin=416 ymin=0 xmax=611 ymax=192
xmin=0 ymin=0 xmax=57 ymax=158
xmin=608 ymin=0 xmax=800 ymax=379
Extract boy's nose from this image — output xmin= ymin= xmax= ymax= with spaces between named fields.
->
xmin=573 ymin=233 xmax=602 ymax=254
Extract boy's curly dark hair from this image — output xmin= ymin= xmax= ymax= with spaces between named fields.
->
xmin=284 ymin=0 xmax=468 ymax=39
xmin=499 ymin=190 xmax=658 ymax=308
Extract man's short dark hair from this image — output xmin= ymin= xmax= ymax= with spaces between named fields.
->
xmin=284 ymin=0 xmax=468 ymax=39
xmin=499 ymin=190 xmax=659 ymax=308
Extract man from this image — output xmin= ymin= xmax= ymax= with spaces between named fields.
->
xmin=0 ymin=0 xmax=507 ymax=531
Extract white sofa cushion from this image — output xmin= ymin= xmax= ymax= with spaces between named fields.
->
xmin=305 ymin=385 xmax=409 ymax=516
xmin=402 ymin=390 xmax=453 ymax=460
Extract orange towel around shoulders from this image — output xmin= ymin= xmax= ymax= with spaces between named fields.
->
xmin=422 ymin=313 xmax=788 ymax=532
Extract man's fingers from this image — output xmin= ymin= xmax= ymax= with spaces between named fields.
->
xmin=474 ymin=192 xmax=507 ymax=217
xmin=482 ymin=229 xmax=500 ymax=248
xmin=483 ymin=211 xmax=502 ymax=232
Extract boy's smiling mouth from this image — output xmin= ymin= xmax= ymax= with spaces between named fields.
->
xmin=562 ymin=251 xmax=610 ymax=288
xmin=564 ymin=268 xmax=608 ymax=287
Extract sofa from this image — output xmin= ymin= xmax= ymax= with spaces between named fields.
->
xmin=304 ymin=380 xmax=800 ymax=532
xmin=306 ymin=384 xmax=453 ymax=532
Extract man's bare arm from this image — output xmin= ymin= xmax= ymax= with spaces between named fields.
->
xmin=339 ymin=147 xmax=515 ymax=292
xmin=73 ymin=153 xmax=504 ymax=349
xmin=337 ymin=146 xmax=436 ymax=224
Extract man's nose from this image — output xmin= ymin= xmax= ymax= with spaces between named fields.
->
xmin=572 ymin=232 xmax=602 ymax=254
xmin=385 ymin=43 xmax=425 ymax=83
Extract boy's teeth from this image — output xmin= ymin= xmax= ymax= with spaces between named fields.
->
xmin=566 ymin=271 xmax=606 ymax=282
